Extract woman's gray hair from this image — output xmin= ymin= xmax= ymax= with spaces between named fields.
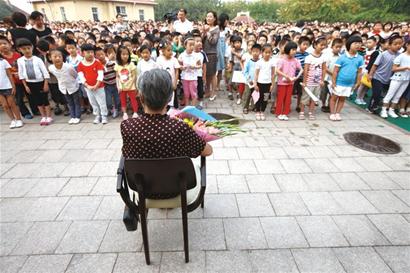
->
xmin=137 ymin=69 xmax=173 ymax=111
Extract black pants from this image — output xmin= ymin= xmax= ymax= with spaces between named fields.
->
xmin=15 ymin=83 xmax=38 ymax=115
xmin=50 ymin=83 xmax=67 ymax=105
xmin=255 ymin=83 xmax=271 ymax=112
xmin=197 ymin=76 xmax=204 ymax=99
xmin=368 ymin=79 xmax=389 ymax=111
xmin=26 ymin=81 xmax=49 ymax=107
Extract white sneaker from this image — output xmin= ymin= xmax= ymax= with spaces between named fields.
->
xmin=380 ymin=109 xmax=388 ymax=118
xmin=46 ymin=117 xmax=53 ymax=124
xmin=40 ymin=117 xmax=47 ymax=126
xmin=68 ymin=118 xmax=75 ymax=124
xmin=123 ymin=113 xmax=129 ymax=120
xmin=282 ymin=115 xmax=289 ymax=121
xmin=9 ymin=120 xmax=16 ymax=129
xmin=101 ymin=116 xmax=108 ymax=124
xmin=132 ymin=112 xmax=138 ymax=118
xmin=93 ymin=116 xmax=101 ymax=124
xmin=388 ymin=109 xmax=398 ymax=118
xmin=209 ymin=95 xmax=217 ymax=101
xmin=236 ymin=98 xmax=241 ymax=105
xmin=14 ymin=120 xmax=23 ymax=128
xmin=278 ymin=115 xmax=284 ymax=120
xmin=360 ymin=99 xmax=367 ymax=105
xmin=355 ymin=98 xmax=362 ymax=105
xmin=72 ymin=118 xmax=80 ymax=124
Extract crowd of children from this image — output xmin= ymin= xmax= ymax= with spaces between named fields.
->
xmin=0 ymin=12 xmax=410 ymax=129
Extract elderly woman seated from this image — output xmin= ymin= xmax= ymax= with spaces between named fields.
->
xmin=120 ymin=68 xmax=213 ymax=199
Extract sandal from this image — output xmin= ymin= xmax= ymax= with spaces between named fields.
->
xmin=256 ymin=113 xmax=261 ymax=120
xmin=260 ymin=113 xmax=266 ymax=120
xmin=308 ymin=112 xmax=316 ymax=120
xmin=243 ymin=108 xmax=249 ymax=114
xmin=399 ymin=111 xmax=408 ymax=118
xmin=298 ymin=112 xmax=305 ymax=120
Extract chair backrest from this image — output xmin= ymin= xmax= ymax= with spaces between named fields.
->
xmin=124 ymin=157 xmax=197 ymax=197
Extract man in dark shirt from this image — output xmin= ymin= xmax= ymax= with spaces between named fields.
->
xmin=7 ymin=12 xmax=37 ymax=49
xmin=29 ymin=11 xmax=52 ymax=39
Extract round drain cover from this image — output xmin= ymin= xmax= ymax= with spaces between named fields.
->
xmin=208 ymin=113 xmax=239 ymax=125
xmin=343 ymin=132 xmax=401 ymax=154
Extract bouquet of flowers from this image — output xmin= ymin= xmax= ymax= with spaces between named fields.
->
xmin=168 ymin=106 xmax=245 ymax=142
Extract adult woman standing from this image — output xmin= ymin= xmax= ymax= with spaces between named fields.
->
xmin=216 ymin=13 xmax=229 ymax=93
xmin=202 ymin=11 xmax=220 ymax=101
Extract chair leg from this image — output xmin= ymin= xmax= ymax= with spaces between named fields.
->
xmin=140 ymin=203 xmax=150 ymax=265
xmin=181 ymin=203 xmax=189 ymax=263
xmin=201 ymin=198 xmax=204 ymax=208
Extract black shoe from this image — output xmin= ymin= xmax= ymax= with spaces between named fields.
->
xmin=296 ymin=106 xmax=301 ymax=113
xmin=63 ymin=109 xmax=70 ymax=116
xmin=54 ymin=106 xmax=62 ymax=115
xmin=321 ymin=106 xmax=330 ymax=113
xmin=123 ymin=206 xmax=139 ymax=231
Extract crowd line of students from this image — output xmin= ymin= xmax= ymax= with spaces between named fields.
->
xmin=0 ymin=11 xmax=409 ymax=129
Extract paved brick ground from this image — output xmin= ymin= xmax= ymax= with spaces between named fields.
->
xmin=1 ymin=93 xmax=410 ymax=273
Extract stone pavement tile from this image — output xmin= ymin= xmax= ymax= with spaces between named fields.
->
xmin=236 ymin=147 xmax=263 ymax=159
xmin=368 ymin=214 xmax=410 ymax=245
xmin=375 ymin=246 xmax=410 ymax=273
xmin=243 ymin=136 xmax=269 ymax=147
xmin=380 ymin=157 xmax=410 ymax=171
xmin=99 ymin=220 xmax=141 ymax=252
xmin=304 ymin=158 xmax=340 ymax=173
xmin=402 ymin=213 xmax=410 ymax=222
xmin=57 ymin=196 xmax=103 ymax=220
xmin=203 ymin=194 xmax=239 ymax=218
xmin=329 ymin=145 xmax=363 ymax=157
xmin=300 ymin=192 xmax=346 ymax=215
xmin=160 ymin=251 xmax=205 ymax=273
xmin=212 ymin=148 xmax=239 ymax=160
xmin=205 ymin=175 xmax=218 ymax=194
xmin=236 ymin=193 xmax=275 ymax=217
xmin=0 ymin=255 xmax=28 ymax=273
xmin=0 ymin=222 xmax=33 ymax=256
xmin=224 ymin=218 xmax=267 ymax=250
xmin=0 ymin=198 xmax=36 ymax=222
xmin=228 ymin=160 xmax=258 ymax=174
xmin=188 ymin=219 xmax=226 ymax=251
xmin=2 ymin=163 xmax=41 ymax=178
xmin=38 ymin=139 xmax=67 ymax=150
xmin=357 ymin=172 xmax=402 ymax=190
xmin=23 ymin=196 xmax=69 ymax=221
xmin=297 ymin=216 xmax=349 ymax=247
xmin=309 ymin=135 xmax=336 ymax=146
xmin=60 ymin=162 xmax=95 ymax=177
xmin=12 ymin=221 xmax=71 ymax=255
xmin=18 ymin=254 xmax=72 ymax=273
xmin=268 ymin=193 xmax=310 ymax=216
xmin=0 ymin=178 xmax=38 ymax=198
xmin=58 ymin=177 xmax=98 ymax=196
xmin=302 ymin=173 xmax=341 ymax=191
xmin=260 ymin=217 xmax=308 ymax=248
xmin=84 ymin=149 xmax=117 ymax=162
xmin=306 ymin=146 xmax=335 ymax=158
xmin=65 ymin=253 xmax=117 ymax=273
xmin=93 ymin=196 xmax=124 ymax=220
xmin=35 ymin=149 xmax=67 ymax=162
xmin=31 ymin=162 xmax=69 ymax=178
xmin=354 ymin=157 xmax=392 ymax=172
xmin=113 ymin=252 xmax=161 ymax=273
xmin=392 ymin=190 xmax=410 ymax=206
xmin=253 ymin=159 xmax=285 ymax=174
xmin=292 ymin=248 xmax=345 ymax=273
xmin=248 ymin=249 xmax=299 ymax=273
xmin=206 ymin=251 xmax=252 ymax=273
xmin=166 ymin=207 xmax=203 ymax=219
xmin=6 ymin=150 xmax=41 ymax=163
xmin=264 ymin=136 xmax=291 ymax=147
xmin=56 ymin=220 xmax=109 ymax=253
xmin=223 ymin=137 xmax=246 ymax=147
xmin=245 ymin=174 xmax=280 ymax=193
xmin=88 ymin=162 xmax=118 ymax=177
xmin=280 ymin=159 xmax=312 ymax=174
xmin=361 ymin=190 xmax=410 ymax=213
xmin=333 ymin=247 xmax=393 ymax=273
xmin=330 ymin=158 xmax=365 ymax=172
xmin=25 ymin=177 xmax=68 ymax=197
xmin=60 ymin=149 xmax=89 ymax=162
xmin=284 ymin=146 xmax=314 ymax=159
xmin=217 ymin=175 xmax=249 ymax=193
xmin=207 ymin=160 xmax=229 ymax=175
xmin=331 ymin=191 xmax=378 ymax=214
xmin=384 ymin=172 xmax=410 ymax=189
xmin=84 ymin=139 xmax=113 ymax=149
xmin=332 ymin=215 xmax=389 ymax=246
xmin=330 ymin=172 xmax=371 ymax=191
xmin=260 ymin=147 xmax=288 ymax=159
xmin=90 ymin=176 xmax=117 ymax=195
xmin=275 ymin=174 xmax=309 ymax=192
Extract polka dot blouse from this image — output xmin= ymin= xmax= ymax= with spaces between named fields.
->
xmin=121 ymin=113 xmax=206 ymax=160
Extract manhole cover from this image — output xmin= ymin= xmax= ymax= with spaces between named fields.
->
xmin=343 ymin=132 xmax=401 ymax=154
xmin=208 ymin=113 xmax=239 ymax=125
